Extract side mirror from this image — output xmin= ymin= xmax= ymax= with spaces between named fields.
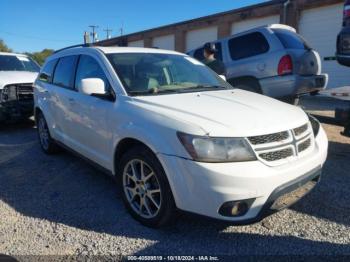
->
xmin=79 ymin=78 xmax=106 ymax=96
xmin=219 ymin=75 xmax=226 ymax=81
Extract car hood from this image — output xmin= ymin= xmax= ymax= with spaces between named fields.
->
xmin=131 ymin=89 xmax=309 ymax=137
xmin=0 ymin=71 xmax=38 ymax=89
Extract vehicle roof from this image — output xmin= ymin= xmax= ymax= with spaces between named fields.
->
xmin=0 ymin=52 xmax=29 ymax=57
xmin=95 ymin=46 xmax=183 ymax=55
xmin=51 ymin=45 xmax=184 ymax=58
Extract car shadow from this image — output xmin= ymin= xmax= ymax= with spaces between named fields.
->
xmin=0 ymin=124 xmax=349 ymax=255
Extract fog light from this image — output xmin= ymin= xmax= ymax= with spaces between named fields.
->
xmin=218 ymin=199 xmax=255 ymax=217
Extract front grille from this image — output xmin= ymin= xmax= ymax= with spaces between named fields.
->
xmin=298 ymin=138 xmax=311 ymax=153
xmin=248 ymin=131 xmax=289 ymax=145
xmin=259 ymin=148 xmax=293 ymax=162
xmin=293 ymin=124 xmax=308 ymax=136
xmin=2 ymin=83 xmax=33 ymax=101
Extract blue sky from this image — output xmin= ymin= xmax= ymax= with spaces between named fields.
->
xmin=0 ymin=0 xmax=268 ymax=53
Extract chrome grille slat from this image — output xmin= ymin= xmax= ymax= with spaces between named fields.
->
xmin=248 ymin=131 xmax=289 ymax=145
xmin=293 ymin=124 xmax=308 ymax=137
xmin=298 ymin=138 xmax=311 ymax=153
xmin=259 ymin=148 xmax=293 ymax=162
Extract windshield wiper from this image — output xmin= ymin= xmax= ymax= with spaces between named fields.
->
xmin=176 ymin=85 xmax=228 ymax=93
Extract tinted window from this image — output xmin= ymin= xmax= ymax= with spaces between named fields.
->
xmin=273 ymin=29 xmax=311 ymax=50
xmin=229 ymin=32 xmax=269 ymax=60
xmin=53 ymin=56 xmax=78 ymax=89
xmin=193 ymin=43 xmax=223 ymax=61
xmin=39 ymin=59 xmax=58 ymax=83
xmin=0 ymin=55 xmax=40 ymax=72
xmin=75 ymin=55 xmax=110 ymax=91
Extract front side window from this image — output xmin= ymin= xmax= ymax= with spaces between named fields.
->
xmin=107 ymin=53 xmax=232 ymax=96
xmin=0 ymin=55 xmax=40 ymax=72
xmin=75 ymin=55 xmax=110 ymax=92
xmin=53 ymin=56 xmax=78 ymax=89
xmin=229 ymin=32 xmax=270 ymax=60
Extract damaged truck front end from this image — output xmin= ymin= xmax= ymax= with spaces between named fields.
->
xmin=0 ymin=83 xmax=34 ymax=122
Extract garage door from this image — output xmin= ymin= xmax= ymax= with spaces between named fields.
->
xmin=153 ymin=35 xmax=175 ymax=50
xmin=186 ymin=26 xmax=218 ymax=52
xmin=231 ymin=15 xmax=280 ymax=34
xmin=299 ymin=4 xmax=350 ymax=88
xmin=128 ymin=40 xmax=144 ymax=47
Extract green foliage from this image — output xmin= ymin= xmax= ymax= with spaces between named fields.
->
xmin=25 ymin=49 xmax=54 ymax=65
xmin=0 ymin=39 xmax=12 ymax=52
xmin=0 ymin=39 xmax=53 ymax=65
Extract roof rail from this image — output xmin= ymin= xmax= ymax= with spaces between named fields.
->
xmin=53 ymin=43 xmax=97 ymax=54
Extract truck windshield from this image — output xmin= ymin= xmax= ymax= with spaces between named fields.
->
xmin=107 ymin=53 xmax=232 ymax=96
xmin=0 ymin=55 xmax=40 ymax=72
xmin=273 ymin=29 xmax=311 ymax=50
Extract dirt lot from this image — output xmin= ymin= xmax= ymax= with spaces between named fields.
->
xmin=0 ymin=96 xmax=349 ymax=258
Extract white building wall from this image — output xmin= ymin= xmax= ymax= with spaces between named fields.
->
xmin=128 ymin=40 xmax=144 ymax=47
xmin=185 ymin=26 xmax=218 ymax=52
xmin=299 ymin=4 xmax=349 ymax=88
xmin=152 ymin=35 xmax=175 ymax=50
xmin=231 ymin=15 xmax=280 ymax=34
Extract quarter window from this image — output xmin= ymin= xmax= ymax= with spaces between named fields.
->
xmin=53 ymin=56 xmax=78 ymax=89
xmin=229 ymin=32 xmax=269 ymax=60
xmin=75 ymin=55 xmax=110 ymax=92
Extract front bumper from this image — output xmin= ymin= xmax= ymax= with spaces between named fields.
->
xmin=0 ymin=87 xmax=34 ymax=121
xmin=259 ymin=74 xmax=328 ymax=98
xmin=157 ymin=126 xmax=328 ymax=222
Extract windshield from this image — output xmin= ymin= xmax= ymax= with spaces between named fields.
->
xmin=107 ymin=53 xmax=232 ymax=96
xmin=0 ymin=55 xmax=40 ymax=72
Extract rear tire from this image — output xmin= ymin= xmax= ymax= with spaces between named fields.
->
xmin=36 ymin=112 xmax=60 ymax=154
xmin=117 ymin=145 xmax=177 ymax=228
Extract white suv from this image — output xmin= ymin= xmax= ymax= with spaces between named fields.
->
xmin=34 ymin=45 xmax=328 ymax=227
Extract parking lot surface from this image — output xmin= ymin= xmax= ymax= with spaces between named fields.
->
xmin=0 ymin=97 xmax=349 ymax=257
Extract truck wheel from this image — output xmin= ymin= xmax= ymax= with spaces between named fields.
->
xmin=36 ymin=112 xmax=60 ymax=154
xmin=118 ymin=145 xmax=177 ymax=228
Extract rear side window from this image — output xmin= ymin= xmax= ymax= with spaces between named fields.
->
xmin=193 ymin=43 xmax=223 ymax=61
xmin=75 ymin=55 xmax=110 ymax=91
xmin=229 ymin=32 xmax=269 ymax=60
xmin=53 ymin=56 xmax=78 ymax=89
xmin=39 ymin=59 xmax=58 ymax=83
xmin=273 ymin=29 xmax=311 ymax=50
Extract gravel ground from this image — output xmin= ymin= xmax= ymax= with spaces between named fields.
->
xmin=0 ymin=97 xmax=350 ymax=258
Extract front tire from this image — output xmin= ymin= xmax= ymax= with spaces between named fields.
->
xmin=118 ymin=146 xmax=176 ymax=228
xmin=36 ymin=112 xmax=60 ymax=154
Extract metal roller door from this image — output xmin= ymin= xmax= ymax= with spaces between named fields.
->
xmin=299 ymin=4 xmax=350 ymax=88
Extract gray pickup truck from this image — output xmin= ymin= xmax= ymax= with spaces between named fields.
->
xmin=188 ymin=24 xmax=328 ymax=104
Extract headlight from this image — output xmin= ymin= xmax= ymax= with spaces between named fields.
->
xmin=308 ymin=114 xmax=320 ymax=137
xmin=177 ymin=132 xmax=257 ymax=163
xmin=3 ymin=85 xmax=17 ymax=101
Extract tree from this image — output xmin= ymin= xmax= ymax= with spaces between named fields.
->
xmin=25 ymin=49 xmax=54 ymax=65
xmin=0 ymin=39 xmax=12 ymax=52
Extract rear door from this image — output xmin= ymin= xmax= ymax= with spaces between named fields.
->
xmin=51 ymin=55 xmax=79 ymax=143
